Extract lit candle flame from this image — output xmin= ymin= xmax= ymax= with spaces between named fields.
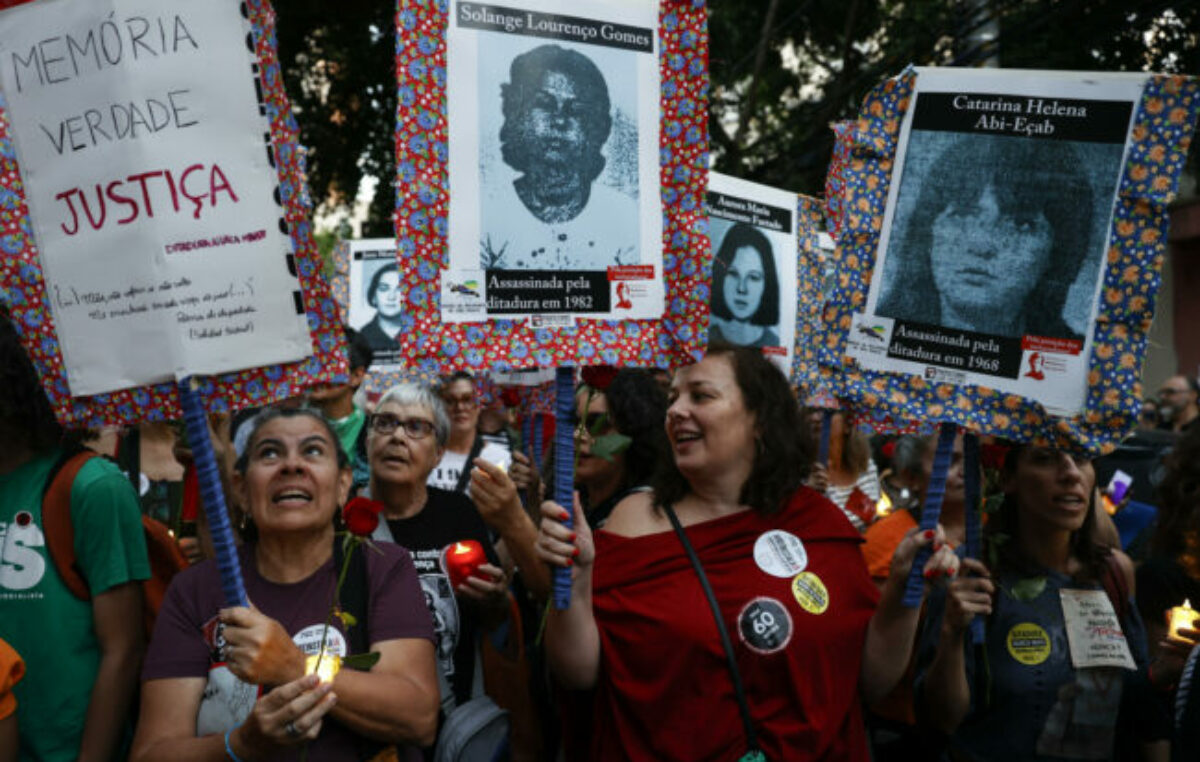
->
xmin=876 ymin=491 xmax=894 ymax=518
xmin=1167 ymin=599 xmax=1198 ymax=641
xmin=305 ymin=649 xmax=341 ymax=683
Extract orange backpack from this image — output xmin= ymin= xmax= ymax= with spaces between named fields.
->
xmin=41 ymin=449 xmax=188 ymax=640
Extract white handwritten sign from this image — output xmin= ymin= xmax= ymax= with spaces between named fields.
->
xmin=0 ymin=0 xmax=310 ymax=395
xmin=1060 ymin=588 xmax=1137 ymax=671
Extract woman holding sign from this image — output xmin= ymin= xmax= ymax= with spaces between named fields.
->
xmin=916 ymin=446 xmax=1162 ymax=760
xmin=535 ymin=346 xmax=958 ymax=760
xmin=133 ymin=408 xmax=439 ymax=762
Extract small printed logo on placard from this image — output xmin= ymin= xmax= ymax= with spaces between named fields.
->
xmin=737 ymin=597 xmax=793 ymax=655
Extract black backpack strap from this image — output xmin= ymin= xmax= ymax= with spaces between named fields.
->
xmin=662 ymin=502 xmax=761 ymax=756
xmin=452 ymin=435 xmax=486 ymax=494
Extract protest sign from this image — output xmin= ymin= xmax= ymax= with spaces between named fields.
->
xmin=341 ymin=238 xmax=403 ymax=368
xmin=704 ymin=172 xmax=797 ymax=373
xmin=395 ymin=0 xmax=709 ymax=371
xmin=0 ymin=0 xmax=345 ymax=426
xmin=444 ymin=0 xmax=662 ymax=324
xmin=0 ymin=0 xmax=312 ymax=396
xmin=824 ymin=68 xmax=1200 ymax=450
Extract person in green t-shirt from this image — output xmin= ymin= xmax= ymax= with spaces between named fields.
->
xmin=0 ymin=309 xmax=150 ymax=762
xmin=308 ymin=325 xmax=374 ymax=494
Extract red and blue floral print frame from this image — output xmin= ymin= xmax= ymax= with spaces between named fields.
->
xmin=821 ymin=70 xmax=1199 ymax=453
xmin=393 ymin=0 xmax=710 ymax=373
xmin=0 ymin=0 xmax=346 ymax=427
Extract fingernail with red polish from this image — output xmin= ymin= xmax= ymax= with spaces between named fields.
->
xmin=561 ymin=511 xmax=570 ymax=521
xmin=566 ymin=558 xmax=574 ymax=567
xmin=923 ymin=529 xmax=935 ymax=540
xmin=569 ymin=532 xmax=577 ymax=542
xmin=572 ymin=547 xmax=580 ymax=558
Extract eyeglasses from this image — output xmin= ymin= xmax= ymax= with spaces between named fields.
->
xmin=442 ymin=394 xmax=476 ymax=410
xmin=370 ymin=413 xmax=436 ymax=439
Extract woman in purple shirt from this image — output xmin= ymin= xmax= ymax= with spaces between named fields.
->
xmin=132 ymin=408 xmax=439 ymax=762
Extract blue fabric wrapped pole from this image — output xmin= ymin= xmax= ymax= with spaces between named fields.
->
xmin=902 ymin=422 xmax=956 ymax=608
xmin=963 ymin=433 xmax=984 ymax=645
xmin=532 ymin=412 xmax=544 ymax=472
xmin=817 ymin=409 xmax=833 ymax=467
xmin=178 ymin=378 xmax=247 ymax=607
xmin=521 ymin=414 xmax=532 ymax=459
xmin=552 ymin=367 xmax=576 ymax=610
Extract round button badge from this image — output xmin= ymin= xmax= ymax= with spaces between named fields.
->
xmin=1006 ymin=622 xmax=1051 ymax=665
xmin=791 ymin=571 xmax=830 ymax=615
xmin=752 ymin=530 xmax=807 ymax=578
xmin=737 ymin=597 xmax=793 ymax=655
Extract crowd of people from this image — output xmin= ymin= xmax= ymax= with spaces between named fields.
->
xmin=2 ymin=306 xmax=1200 ymax=762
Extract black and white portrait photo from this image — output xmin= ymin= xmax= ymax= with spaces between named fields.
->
xmin=479 ymin=40 xmax=639 ymax=271
xmin=446 ymin=0 xmax=662 ymax=321
xmin=708 ymin=221 xmax=782 ymax=349
xmin=347 ymin=252 xmax=403 ymax=357
xmin=875 ymin=132 xmax=1124 ymax=342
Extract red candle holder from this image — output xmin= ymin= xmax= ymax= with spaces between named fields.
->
xmin=443 ymin=540 xmax=487 ymax=588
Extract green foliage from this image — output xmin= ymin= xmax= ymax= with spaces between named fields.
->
xmin=590 ymin=433 xmax=633 ymax=462
xmin=1009 ymin=575 xmax=1048 ymax=602
xmin=342 ymin=651 xmax=381 ymax=670
xmin=274 ymin=0 xmax=1200 ymax=220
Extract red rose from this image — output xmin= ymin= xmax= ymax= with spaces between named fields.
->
xmin=581 ymin=365 xmax=619 ymax=391
xmin=499 ymin=387 xmax=521 ymax=408
xmin=342 ymin=497 xmax=384 ymax=537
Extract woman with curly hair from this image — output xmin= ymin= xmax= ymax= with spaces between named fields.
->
xmin=533 ymin=346 xmax=958 ymax=760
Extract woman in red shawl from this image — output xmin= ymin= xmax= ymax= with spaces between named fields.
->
xmin=536 ymin=346 xmax=957 ymax=761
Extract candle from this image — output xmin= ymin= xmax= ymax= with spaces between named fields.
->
xmin=305 ymin=648 xmax=341 ymax=683
xmin=1167 ymin=599 xmax=1198 ymax=641
xmin=443 ymin=540 xmax=487 ymax=589
xmin=876 ymin=491 xmax=894 ymax=518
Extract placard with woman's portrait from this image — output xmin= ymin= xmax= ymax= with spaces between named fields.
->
xmin=443 ymin=0 xmax=662 ymax=324
xmin=344 ymin=240 xmax=404 ymax=369
xmin=829 ymin=68 xmax=1200 ymax=450
xmin=705 ymin=172 xmax=798 ymax=374
xmin=846 ymin=69 xmax=1145 ymax=418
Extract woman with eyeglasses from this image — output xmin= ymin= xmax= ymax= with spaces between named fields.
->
xmin=133 ymin=407 xmax=439 ymax=762
xmin=363 ymin=383 xmax=509 ymax=724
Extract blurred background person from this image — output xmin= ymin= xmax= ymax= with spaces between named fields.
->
xmin=1157 ymin=374 xmax=1199 ymax=434
xmin=429 ymin=372 xmax=511 ymax=493
xmin=308 ymin=326 xmax=375 ymax=495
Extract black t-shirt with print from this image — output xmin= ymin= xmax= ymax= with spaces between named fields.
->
xmin=386 ymin=487 xmax=500 ymax=706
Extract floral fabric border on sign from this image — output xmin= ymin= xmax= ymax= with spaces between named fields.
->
xmin=393 ymin=0 xmax=710 ymax=373
xmin=0 ymin=0 xmax=345 ymax=427
xmin=822 ymin=70 xmax=1199 ymax=452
